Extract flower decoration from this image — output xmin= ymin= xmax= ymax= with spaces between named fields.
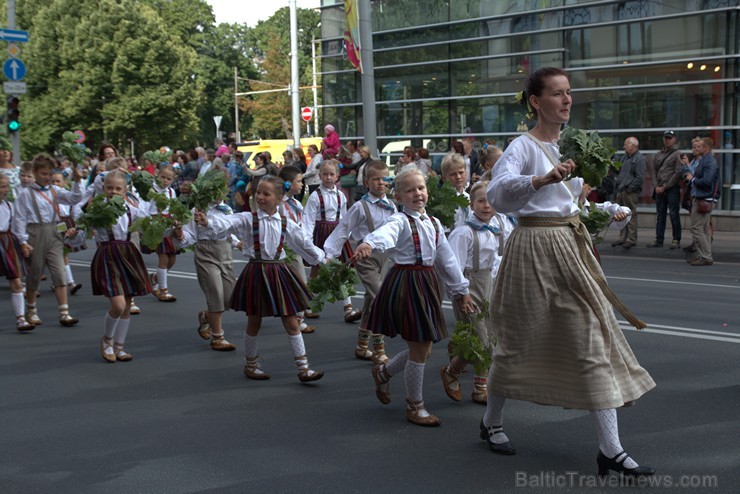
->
xmin=514 ymin=90 xmax=535 ymax=121
xmin=284 ymin=181 xmax=292 ymax=191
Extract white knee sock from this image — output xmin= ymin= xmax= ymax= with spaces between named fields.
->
xmin=114 ymin=317 xmax=130 ymax=345
xmin=404 ymin=360 xmax=425 ymax=403
xmin=156 ymin=268 xmax=168 ymax=290
xmin=590 ymin=408 xmax=638 ymax=468
xmin=104 ymin=313 xmax=119 ymax=339
xmin=244 ymin=333 xmax=259 ymax=359
xmin=288 ymin=333 xmax=306 ymax=358
xmin=343 ymin=297 xmax=352 ymax=307
xmin=384 ymin=349 xmax=408 ymax=377
xmin=64 ymin=264 xmax=75 ymax=284
xmin=11 ymin=292 xmax=25 ymax=318
xmin=483 ymin=393 xmax=510 ymax=444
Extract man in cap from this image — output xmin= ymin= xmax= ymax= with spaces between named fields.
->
xmin=647 ymin=131 xmax=683 ymax=248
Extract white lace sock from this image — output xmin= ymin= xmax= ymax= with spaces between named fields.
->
xmin=404 ymin=360 xmax=431 ymax=418
xmin=384 ymin=349 xmax=409 ymax=377
xmin=11 ymin=292 xmax=25 ymax=318
xmin=156 ymin=268 xmax=168 ymax=290
xmin=289 ymin=334 xmax=319 ymax=377
xmin=114 ymin=318 xmax=130 ymax=345
xmin=590 ymin=408 xmax=638 ymax=469
xmin=64 ymin=264 xmax=75 ymax=284
xmin=483 ymin=393 xmax=510 ymax=444
xmin=104 ymin=313 xmax=119 ymax=339
xmin=244 ymin=333 xmax=266 ymax=375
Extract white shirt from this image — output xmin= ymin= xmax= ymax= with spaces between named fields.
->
xmin=90 ymin=203 xmax=149 ymax=243
xmin=176 ymin=203 xmax=240 ymax=249
xmin=0 ymin=200 xmax=13 ymax=231
xmin=448 ymin=216 xmax=499 ymax=273
xmin=324 ymin=193 xmax=397 ymax=259
xmin=198 ymin=161 xmax=213 ymax=176
xmin=209 ymin=209 xmax=325 ymax=265
xmin=12 ymin=182 xmax=83 ymax=244
xmin=363 ymin=210 xmax=469 ymax=297
xmin=302 ymin=185 xmax=347 ymax=237
xmin=487 ymin=135 xmax=580 ymax=217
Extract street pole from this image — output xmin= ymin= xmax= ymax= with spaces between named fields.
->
xmin=312 ymin=36 xmax=319 ymax=137
xmin=234 ymin=66 xmax=240 ymax=143
xmin=289 ymin=0 xmax=301 ymax=149
xmin=7 ymin=0 xmax=20 ymax=165
xmin=358 ymin=0 xmax=377 ymax=156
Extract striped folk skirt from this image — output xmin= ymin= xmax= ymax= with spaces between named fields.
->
xmin=141 ymin=235 xmax=180 ymax=256
xmin=488 ymin=221 xmax=655 ymax=410
xmin=230 ymin=260 xmax=312 ymax=317
xmin=313 ymin=220 xmax=353 ymax=262
xmin=0 ymin=231 xmax=26 ymax=280
xmin=91 ymin=241 xmax=153 ymax=298
xmin=367 ymin=264 xmax=447 ymax=343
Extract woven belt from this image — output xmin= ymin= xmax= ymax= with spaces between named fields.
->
xmin=519 ymin=215 xmax=647 ymax=330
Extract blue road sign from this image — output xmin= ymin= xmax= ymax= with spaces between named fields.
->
xmin=0 ymin=29 xmax=29 ymax=43
xmin=3 ymin=58 xmax=26 ymax=81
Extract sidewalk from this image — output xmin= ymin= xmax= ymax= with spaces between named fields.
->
xmin=599 ymin=227 xmax=740 ymax=264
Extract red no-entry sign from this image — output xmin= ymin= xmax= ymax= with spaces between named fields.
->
xmin=301 ymin=107 xmax=312 ymax=122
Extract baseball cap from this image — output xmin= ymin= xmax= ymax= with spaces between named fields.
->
xmin=663 ymin=130 xmax=676 ymax=137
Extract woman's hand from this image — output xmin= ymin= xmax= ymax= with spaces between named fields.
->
xmin=532 ymin=159 xmax=576 ymax=190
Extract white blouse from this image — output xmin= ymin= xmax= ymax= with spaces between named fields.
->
xmin=91 ymin=203 xmax=150 ymax=243
xmin=362 ymin=210 xmax=469 ymax=297
xmin=0 ymin=200 xmax=12 ymax=231
xmin=324 ymin=193 xmax=397 ymax=259
xmin=487 ymin=135 xmax=580 ymax=217
xmin=302 ymin=185 xmax=347 ymax=236
xmin=176 ymin=203 xmax=240 ymax=249
xmin=208 ymin=209 xmax=325 ymax=265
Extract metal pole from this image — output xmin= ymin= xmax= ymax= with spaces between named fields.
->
xmin=234 ymin=66 xmax=240 ymax=143
xmin=289 ymin=0 xmax=301 ymax=148
xmin=312 ymin=36 xmax=319 ymax=137
xmin=358 ymin=0 xmax=377 ymax=156
xmin=7 ymin=0 xmax=20 ymax=165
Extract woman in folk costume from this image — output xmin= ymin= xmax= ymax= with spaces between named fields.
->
xmin=482 ymin=67 xmax=655 ymax=479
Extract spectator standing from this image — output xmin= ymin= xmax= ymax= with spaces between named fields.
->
xmin=304 ymin=144 xmax=323 ymax=195
xmin=611 ymin=137 xmax=646 ymax=249
xmin=321 ymin=124 xmax=341 ymax=159
xmin=0 ymin=148 xmax=20 ymax=196
xmin=684 ymin=137 xmax=719 ymax=266
xmin=647 ymin=131 xmax=683 ymax=249
xmin=215 ymin=139 xmax=229 ymax=158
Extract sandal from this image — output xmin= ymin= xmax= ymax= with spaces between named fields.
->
xmin=243 ymin=356 xmax=271 ymax=380
xmin=16 ymin=316 xmax=35 ymax=332
xmin=440 ymin=366 xmax=463 ymax=402
xmin=197 ymin=311 xmax=211 ymax=340
xmin=154 ymin=289 xmax=177 ymax=302
xmin=114 ymin=342 xmax=133 ymax=362
xmin=100 ymin=336 xmax=116 ymax=363
xmin=371 ymin=364 xmax=391 ymax=405
xmin=405 ymin=399 xmax=441 ymax=427
xmin=59 ymin=313 xmax=79 ymax=327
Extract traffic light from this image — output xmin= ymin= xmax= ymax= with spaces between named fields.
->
xmin=6 ymin=96 xmax=20 ymax=133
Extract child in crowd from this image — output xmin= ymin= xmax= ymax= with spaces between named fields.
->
xmin=278 ymin=165 xmax=315 ymax=334
xmin=442 ymin=181 xmax=504 ymax=405
xmin=0 ymin=174 xmax=34 ymax=331
xmin=479 ymin=146 xmax=503 ymax=182
xmin=302 ymin=159 xmax=360 ymax=322
xmin=440 ymin=153 xmax=471 ymax=229
xmin=197 ymin=175 xmax=326 ymax=383
xmin=19 ymin=161 xmax=35 ymax=189
xmin=89 ymin=170 xmax=153 ymax=362
xmin=50 ymin=170 xmax=84 ymax=295
xmin=354 ymin=166 xmax=474 ymax=427
xmin=173 ymin=189 xmax=239 ymax=352
xmin=324 ymin=160 xmax=396 ymax=363
xmin=13 ymin=154 xmax=82 ymax=327
xmin=144 ymin=164 xmax=180 ymax=302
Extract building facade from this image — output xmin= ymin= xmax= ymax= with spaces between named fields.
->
xmin=317 ymin=0 xmax=739 ymax=210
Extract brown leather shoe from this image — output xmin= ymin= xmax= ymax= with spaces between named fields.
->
xmin=197 ymin=311 xmax=211 ymax=340
xmin=299 ymin=322 xmax=316 ymax=334
xmin=372 ymin=364 xmax=391 ymax=404
xmin=59 ymin=313 xmax=79 ymax=327
xmin=689 ymin=257 xmax=713 ymax=266
xmin=405 ymin=400 xmax=441 ymax=427
xmin=303 ymin=311 xmax=320 ymax=319
xmin=211 ymin=336 xmax=236 ymax=351
xmin=154 ymin=289 xmax=177 ymax=302
xmin=114 ymin=343 xmax=133 ymax=362
xmin=440 ymin=366 xmax=462 ymax=402
xmin=16 ymin=317 xmax=35 ymax=332
xmin=243 ymin=364 xmax=271 ymax=380
xmin=344 ymin=305 xmax=362 ymax=323
xmin=100 ymin=336 xmax=116 ymax=363
xmin=298 ymin=369 xmax=324 ymax=383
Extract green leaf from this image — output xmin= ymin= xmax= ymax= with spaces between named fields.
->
xmin=190 ymin=169 xmax=229 ymax=212
xmin=131 ymin=171 xmax=155 ymax=202
xmin=449 ymin=320 xmax=493 ymax=375
xmin=559 ymin=127 xmax=620 ymax=187
xmin=306 ymin=260 xmax=360 ymax=313
xmin=77 ymin=195 xmax=127 ymax=231
xmin=425 ymin=175 xmax=470 ymax=228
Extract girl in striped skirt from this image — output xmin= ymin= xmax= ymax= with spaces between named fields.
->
xmin=0 ymin=174 xmax=34 ymax=331
xmin=354 ymin=166 xmax=475 ymax=427
xmin=142 ymin=165 xmax=179 ymax=302
xmin=89 ymin=170 xmax=153 ymax=363
xmin=302 ymin=159 xmax=360 ymax=322
xmin=196 ymin=175 xmax=326 ymax=383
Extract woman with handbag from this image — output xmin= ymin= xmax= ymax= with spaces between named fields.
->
xmin=684 ymin=137 xmax=719 ymax=266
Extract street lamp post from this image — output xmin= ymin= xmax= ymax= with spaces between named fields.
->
xmin=289 ymin=0 xmax=301 ymax=148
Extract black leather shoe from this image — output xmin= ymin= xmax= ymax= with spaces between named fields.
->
xmin=479 ymin=419 xmax=516 ymax=455
xmin=597 ymin=450 xmax=655 ymax=478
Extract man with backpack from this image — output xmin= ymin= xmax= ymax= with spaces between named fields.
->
xmin=647 ymin=131 xmax=683 ymax=249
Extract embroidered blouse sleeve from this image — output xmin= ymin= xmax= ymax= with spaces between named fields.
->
xmin=363 ymin=213 xmax=405 ymax=253
xmin=324 ymin=201 xmax=361 ymax=259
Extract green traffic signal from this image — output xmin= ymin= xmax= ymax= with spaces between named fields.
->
xmin=6 ymin=96 xmax=20 ymax=133
xmin=8 ymin=120 xmax=20 ymax=131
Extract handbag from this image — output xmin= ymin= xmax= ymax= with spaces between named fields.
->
xmin=696 ymin=199 xmax=713 ymax=214
xmin=339 ymin=172 xmax=357 ymax=188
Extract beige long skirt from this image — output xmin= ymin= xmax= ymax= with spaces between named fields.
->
xmin=488 ymin=223 xmax=655 ymax=410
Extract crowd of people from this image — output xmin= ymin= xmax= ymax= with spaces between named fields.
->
xmin=6 ymin=66 xmax=729 ymax=479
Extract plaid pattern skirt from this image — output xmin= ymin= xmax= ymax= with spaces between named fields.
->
xmin=0 ymin=231 xmax=26 ymax=280
xmin=230 ymin=260 xmax=312 ymax=317
xmin=489 ymin=223 xmax=655 ymax=410
xmin=313 ymin=220 xmax=353 ymax=262
xmin=367 ymin=264 xmax=447 ymax=343
xmin=91 ymin=241 xmax=153 ymax=298
xmin=141 ymin=235 xmax=180 ymax=255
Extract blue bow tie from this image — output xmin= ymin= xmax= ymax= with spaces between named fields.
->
xmin=35 ymin=184 xmax=50 ymax=192
xmin=466 ymin=220 xmax=499 ymax=235
xmin=363 ymin=193 xmax=395 ymax=212
xmin=215 ymin=204 xmax=232 ymax=214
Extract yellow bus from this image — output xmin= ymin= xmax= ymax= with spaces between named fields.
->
xmin=237 ymin=138 xmax=323 ymax=169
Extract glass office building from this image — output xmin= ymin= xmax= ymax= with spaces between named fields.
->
xmin=317 ymin=0 xmax=739 ymax=210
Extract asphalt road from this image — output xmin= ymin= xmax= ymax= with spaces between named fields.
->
xmin=1 ymin=246 xmax=738 ymax=493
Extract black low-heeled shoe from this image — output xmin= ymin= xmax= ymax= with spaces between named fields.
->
xmin=479 ymin=419 xmax=516 ymax=455
xmin=597 ymin=450 xmax=655 ymax=477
